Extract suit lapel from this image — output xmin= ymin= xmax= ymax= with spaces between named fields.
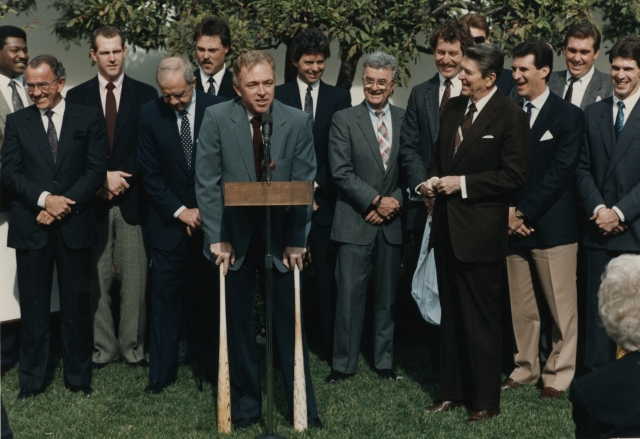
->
xmin=112 ymin=75 xmax=135 ymax=150
xmin=606 ymin=98 xmax=640 ymax=180
xmin=159 ymin=101 xmax=189 ymax=174
xmin=426 ymin=74 xmax=440 ymax=142
xmin=440 ymin=101 xmax=466 ymax=173
xmin=269 ymin=101 xmax=286 ymax=170
xmin=597 ymin=98 xmax=616 ymax=159
xmin=26 ymin=106 xmax=56 ymax=172
xmin=548 ymin=71 xmax=566 ymax=98
xmin=355 ymin=102 xmax=386 ymax=174
xmin=386 ymin=105 xmax=403 ymax=170
xmin=54 ymin=103 xmax=79 ymax=173
xmin=282 ymin=80 xmax=302 ymax=109
xmin=314 ymin=81 xmax=330 ymax=132
xmin=583 ymin=71 xmax=603 ymax=106
xmin=0 ymin=91 xmax=11 ymax=126
xmin=231 ymin=100 xmax=258 ymax=181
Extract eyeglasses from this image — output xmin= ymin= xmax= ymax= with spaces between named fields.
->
xmin=363 ymin=79 xmax=396 ymax=89
xmin=26 ymin=78 xmax=61 ymax=93
xmin=473 ymin=36 xmax=486 ymax=44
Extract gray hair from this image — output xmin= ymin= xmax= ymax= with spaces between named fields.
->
xmin=598 ymin=254 xmax=640 ymax=352
xmin=28 ymin=55 xmax=66 ymax=79
xmin=464 ymin=43 xmax=504 ymax=82
xmin=361 ymin=51 xmax=398 ymax=81
xmin=156 ymin=56 xmax=194 ymax=85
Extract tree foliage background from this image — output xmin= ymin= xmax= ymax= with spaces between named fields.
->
xmin=5 ymin=0 xmax=640 ymax=89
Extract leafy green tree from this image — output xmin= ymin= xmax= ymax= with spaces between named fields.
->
xmin=0 ymin=0 xmax=36 ymax=20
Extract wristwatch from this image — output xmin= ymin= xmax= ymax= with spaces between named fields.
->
xmin=515 ymin=208 xmax=525 ymax=219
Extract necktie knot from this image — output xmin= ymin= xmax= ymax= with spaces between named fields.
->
xmin=307 ymin=85 xmax=312 ymax=92
xmin=208 ymin=77 xmax=214 ymax=85
xmin=569 ymin=76 xmax=579 ymax=85
xmin=180 ymin=110 xmax=188 ymax=118
xmin=375 ymin=109 xmax=385 ymax=119
xmin=106 ymin=82 xmax=115 ymax=91
xmin=468 ymin=103 xmax=477 ymax=115
xmin=617 ymin=100 xmax=625 ymax=111
xmin=250 ymin=116 xmax=262 ymax=129
xmin=444 ymin=78 xmax=451 ymax=87
xmin=45 ymin=110 xmax=54 ymax=120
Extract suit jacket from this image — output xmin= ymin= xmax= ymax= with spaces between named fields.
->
xmin=399 ymin=73 xmax=440 ymax=230
xmin=138 ymin=91 xmax=225 ymax=252
xmin=570 ymin=351 xmax=640 ymax=439
xmin=496 ymin=68 xmax=515 ymax=97
xmin=425 ymin=90 xmax=530 ymax=262
xmin=0 ymin=89 xmax=13 ymax=211
xmin=195 ymin=98 xmax=317 ymax=273
xmin=195 ymin=68 xmax=236 ymax=101
xmin=66 ymin=74 xmax=158 ymax=224
xmin=2 ymin=102 xmax=109 ymax=249
xmin=510 ymin=91 xmax=584 ymax=248
xmin=575 ymin=97 xmax=640 ymax=251
xmin=329 ymin=102 xmax=405 ymax=246
xmin=275 ymin=79 xmax=351 ymax=225
xmin=548 ymin=69 xmax=612 ymax=109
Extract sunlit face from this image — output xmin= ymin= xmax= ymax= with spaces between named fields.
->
xmin=25 ymin=63 xmax=65 ymax=110
xmin=611 ymin=56 xmax=640 ymax=101
xmin=563 ymin=36 xmax=599 ymax=79
xmin=293 ymin=53 xmax=325 ymax=85
xmin=458 ymin=56 xmax=496 ymax=102
xmin=512 ymin=54 xmax=550 ymax=102
xmin=196 ymin=35 xmax=229 ymax=76
xmin=434 ymin=38 xmax=463 ymax=79
xmin=90 ymin=35 xmax=126 ymax=82
xmin=159 ymin=72 xmax=195 ymax=113
xmin=362 ymin=66 xmax=395 ymax=110
xmin=234 ymin=61 xmax=275 ymax=115
xmin=0 ymin=37 xmax=28 ymax=79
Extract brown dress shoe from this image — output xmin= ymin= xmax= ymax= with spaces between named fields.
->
xmin=539 ymin=387 xmax=565 ymax=400
xmin=500 ymin=378 xmax=521 ymax=391
xmin=425 ymin=400 xmax=465 ymax=413
xmin=466 ymin=408 xmax=500 ymax=423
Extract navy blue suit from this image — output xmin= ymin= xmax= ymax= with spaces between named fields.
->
xmin=275 ymin=79 xmax=351 ymax=359
xmin=139 ymin=90 xmax=225 ymax=386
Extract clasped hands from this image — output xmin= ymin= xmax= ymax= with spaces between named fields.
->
xmin=210 ymin=242 xmax=305 ymax=275
xmin=37 ymin=194 xmax=76 ymax=225
xmin=97 ymin=171 xmax=132 ymax=201
xmin=508 ymin=206 xmax=534 ymax=237
xmin=591 ymin=207 xmax=627 ymax=236
xmin=365 ymin=196 xmax=400 ymax=225
xmin=178 ymin=207 xmax=202 ymax=237
xmin=419 ymin=176 xmax=461 ymax=198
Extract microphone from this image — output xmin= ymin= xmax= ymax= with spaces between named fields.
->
xmin=262 ymin=113 xmax=273 ymax=139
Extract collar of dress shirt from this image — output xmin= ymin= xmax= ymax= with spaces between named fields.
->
xmin=523 ymin=85 xmax=550 ymax=113
xmin=613 ymin=86 xmax=640 ymax=113
xmin=365 ymin=100 xmax=391 ymax=118
xmin=39 ymin=97 xmax=66 ymax=118
xmin=97 ymin=71 xmax=124 ymax=91
xmin=0 ymin=73 xmax=25 ymax=90
xmin=296 ymin=76 xmax=320 ymax=94
xmin=566 ymin=65 xmax=595 ymax=84
xmin=466 ymin=86 xmax=498 ymax=114
xmin=438 ymin=72 xmax=462 ymax=92
xmin=175 ymin=89 xmax=196 ymax=118
xmin=200 ymin=64 xmax=226 ymax=90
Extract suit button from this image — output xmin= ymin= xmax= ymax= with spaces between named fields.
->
xmin=53 ymin=180 xmax=58 ymax=185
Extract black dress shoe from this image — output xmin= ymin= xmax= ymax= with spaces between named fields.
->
xmin=308 ymin=417 xmax=324 ymax=430
xmin=127 ymin=359 xmax=149 ymax=368
xmin=375 ymin=368 xmax=401 ymax=381
xmin=232 ymin=417 xmax=259 ymax=431
xmin=326 ymin=369 xmax=353 ymax=384
xmin=68 ymin=386 xmax=93 ymax=397
xmin=17 ymin=389 xmax=41 ymax=400
xmin=144 ymin=381 xmax=165 ymax=395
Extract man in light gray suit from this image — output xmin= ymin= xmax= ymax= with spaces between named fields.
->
xmin=195 ymin=50 xmax=322 ymax=430
xmin=326 ymin=52 xmax=405 ymax=384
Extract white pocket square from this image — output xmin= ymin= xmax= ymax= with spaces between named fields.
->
xmin=540 ymin=130 xmax=554 ymax=141
xmin=596 ymin=96 xmax=602 ymax=102
xmin=482 ymin=135 xmax=494 ymax=139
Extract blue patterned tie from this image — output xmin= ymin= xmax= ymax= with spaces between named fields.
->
xmin=207 ymin=77 xmax=216 ymax=95
xmin=304 ymin=85 xmax=313 ymax=126
xmin=180 ymin=110 xmax=192 ymax=168
xmin=45 ymin=110 xmax=58 ymax=163
xmin=615 ymin=100 xmax=625 ymax=140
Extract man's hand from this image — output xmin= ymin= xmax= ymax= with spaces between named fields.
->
xmin=590 ymin=208 xmax=621 ymax=235
xmin=283 ymin=246 xmax=306 ymax=271
xmin=178 ymin=208 xmax=202 ymax=231
xmin=513 ymin=223 xmax=534 ymax=238
xmin=508 ymin=207 xmax=524 ymax=235
xmin=419 ymin=177 xmax=439 ymax=198
xmin=36 ymin=210 xmax=55 ymax=226
xmin=104 ymin=171 xmax=132 ymax=196
xmin=96 ymin=187 xmax=114 ymax=201
xmin=375 ymin=196 xmax=400 ymax=220
xmin=423 ymin=197 xmax=435 ymax=215
xmin=365 ymin=209 xmax=385 ymax=225
xmin=313 ymin=200 xmax=319 ymax=212
xmin=434 ymin=176 xmax=461 ymax=195
xmin=210 ymin=242 xmax=235 ymax=275
xmin=44 ymin=194 xmax=75 ymax=220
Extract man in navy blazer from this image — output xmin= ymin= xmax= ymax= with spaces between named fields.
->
xmin=66 ymin=26 xmax=158 ymax=369
xmin=502 ymin=42 xmax=584 ymax=399
xmin=2 ymin=55 xmax=109 ymax=398
xmin=576 ymin=36 xmax=640 ymax=373
xmin=138 ymin=56 xmax=225 ymax=394
xmin=275 ymin=27 xmax=351 ymax=362
xmin=193 ymin=17 xmax=236 ymax=100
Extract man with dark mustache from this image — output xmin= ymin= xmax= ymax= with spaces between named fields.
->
xmin=193 ymin=16 xmax=236 ymax=100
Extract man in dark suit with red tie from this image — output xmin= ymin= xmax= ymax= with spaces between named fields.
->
xmin=66 ymin=26 xmax=158 ymax=369
xmin=2 ymin=54 xmax=109 ymax=398
xmin=275 ymin=27 xmax=351 ymax=362
xmin=193 ymin=16 xmax=236 ymax=100
xmin=402 ymin=43 xmax=530 ymax=423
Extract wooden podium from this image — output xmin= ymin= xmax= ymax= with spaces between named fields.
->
xmin=222 ymin=180 xmax=313 ymax=439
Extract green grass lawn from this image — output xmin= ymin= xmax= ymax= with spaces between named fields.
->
xmin=1 ymin=344 xmax=575 ymax=439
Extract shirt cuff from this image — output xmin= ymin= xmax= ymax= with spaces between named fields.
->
xmin=593 ymin=204 xmax=606 ymax=215
xmin=460 ymin=176 xmax=467 ymax=199
xmin=38 ymin=191 xmax=51 ymax=209
xmin=174 ymin=206 xmax=187 ymax=218
xmin=612 ymin=206 xmax=626 ymax=222
xmin=415 ymin=177 xmax=439 ymax=195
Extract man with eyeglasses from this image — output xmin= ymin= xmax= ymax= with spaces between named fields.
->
xmin=2 ymin=54 xmax=109 ymax=398
xmin=327 ymin=52 xmax=405 ymax=384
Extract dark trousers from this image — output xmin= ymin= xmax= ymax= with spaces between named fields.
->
xmin=225 ymin=230 xmax=318 ymax=421
xmin=147 ymin=232 xmax=217 ymax=386
xmin=308 ymin=219 xmax=335 ymax=361
xmin=434 ymin=218 xmax=503 ymax=411
xmin=16 ymin=229 xmax=93 ymax=391
xmin=582 ymin=248 xmax=632 ymax=372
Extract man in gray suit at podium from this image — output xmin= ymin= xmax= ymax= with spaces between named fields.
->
xmin=195 ymin=50 xmax=323 ymax=430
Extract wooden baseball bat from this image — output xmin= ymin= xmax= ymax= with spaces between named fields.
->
xmin=293 ymin=265 xmax=308 ymax=431
xmin=217 ymin=263 xmax=231 ymax=432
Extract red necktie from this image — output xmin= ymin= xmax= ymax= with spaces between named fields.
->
xmin=440 ymin=79 xmax=451 ymax=117
xmin=250 ymin=117 xmax=264 ymax=181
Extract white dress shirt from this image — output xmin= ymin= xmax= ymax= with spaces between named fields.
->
xmin=563 ymin=66 xmax=595 ymax=107
xmin=296 ymin=76 xmax=319 ymax=119
xmin=173 ymin=90 xmax=197 ymax=218
xmin=438 ymin=73 xmax=462 ymax=104
xmin=37 ymin=98 xmax=67 ymax=208
xmin=199 ymin=65 xmax=227 ymax=96
xmin=0 ymin=74 xmax=28 ymax=113
xmin=97 ymin=72 xmax=124 ymax=113
xmin=522 ymin=86 xmax=550 ymax=128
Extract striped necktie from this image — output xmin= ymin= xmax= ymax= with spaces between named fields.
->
xmin=376 ymin=109 xmax=391 ymax=171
